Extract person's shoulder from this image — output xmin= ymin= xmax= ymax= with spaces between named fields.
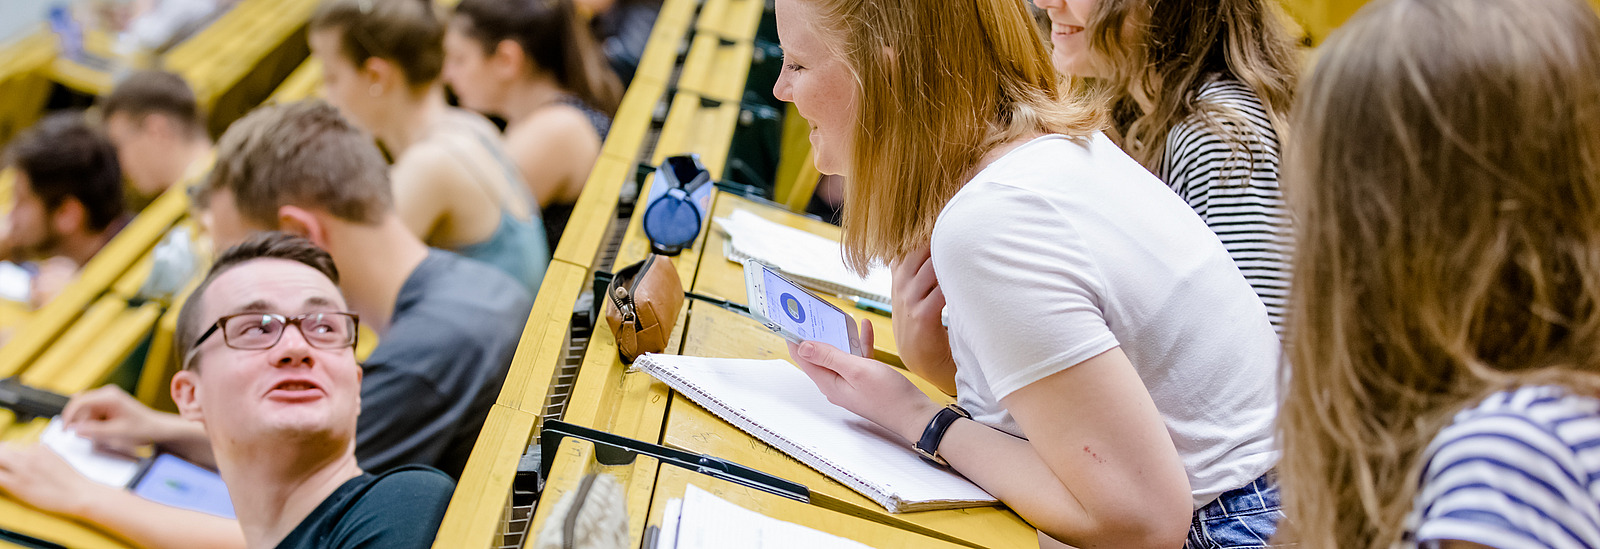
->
xmin=389 ymin=251 xmax=531 ymax=337
xmin=361 ymin=465 xmax=456 ymax=499
xmin=508 ymin=106 xmax=601 ymax=151
xmin=1436 ymin=385 xmax=1600 ymax=446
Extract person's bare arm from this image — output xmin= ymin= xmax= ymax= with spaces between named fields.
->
xmin=0 ymin=444 xmax=245 ymax=549
xmin=506 ymin=108 xmax=601 ymax=208
xmin=390 ymin=148 xmax=458 ymax=246
xmin=789 ymin=327 xmax=1192 ymax=548
xmin=889 ymin=246 xmax=957 ymax=394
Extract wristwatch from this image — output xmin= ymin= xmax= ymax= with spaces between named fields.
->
xmin=912 ymin=404 xmax=971 ymax=466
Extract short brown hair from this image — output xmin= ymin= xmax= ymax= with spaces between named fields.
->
xmin=312 ymin=0 xmax=444 ymax=89
xmin=177 ymin=232 xmax=342 ymax=371
xmin=6 ymin=112 xmax=126 ymax=232
xmin=200 ymin=100 xmax=392 ymax=226
xmin=102 ymin=70 xmax=207 ymax=139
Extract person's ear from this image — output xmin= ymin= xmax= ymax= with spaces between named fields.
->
xmin=51 ymin=198 xmax=88 ymax=235
xmin=490 ymin=39 xmax=527 ymax=79
xmin=361 ymin=57 xmax=405 ymax=96
xmin=276 ymin=205 xmax=328 ymax=247
xmin=172 ymin=370 xmax=204 ymax=423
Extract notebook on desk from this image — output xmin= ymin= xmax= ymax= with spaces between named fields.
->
xmin=714 ymin=209 xmax=892 ymax=303
xmin=633 ymin=354 xmax=997 ymax=513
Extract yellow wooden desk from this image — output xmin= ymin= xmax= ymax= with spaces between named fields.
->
xmin=0 ymin=30 xmax=56 ymax=151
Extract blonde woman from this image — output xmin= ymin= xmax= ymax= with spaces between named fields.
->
xmin=309 ymin=0 xmax=550 ymax=294
xmin=774 ymin=0 xmax=1282 ymax=546
xmin=1276 ymin=0 xmax=1600 ymax=547
xmin=442 ymin=0 xmax=622 ymax=251
xmin=1031 ymin=0 xmax=1299 ymax=330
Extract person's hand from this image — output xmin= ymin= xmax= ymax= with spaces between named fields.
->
xmin=61 ymin=386 xmax=171 ymax=455
xmin=788 ymin=319 xmax=943 ymax=443
xmin=28 ymin=257 xmax=78 ymax=309
xmin=0 ymin=443 xmax=104 ymax=517
xmin=890 ymin=246 xmax=958 ymax=395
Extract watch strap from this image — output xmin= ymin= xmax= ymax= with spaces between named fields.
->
xmin=913 ymin=404 xmax=971 ymax=466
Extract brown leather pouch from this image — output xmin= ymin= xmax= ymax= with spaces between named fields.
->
xmin=603 ymin=255 xmax=685 ymax=362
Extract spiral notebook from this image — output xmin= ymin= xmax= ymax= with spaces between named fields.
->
xmin=713 ymin=210 xmax=892 ymax=303
xmin=633 ymin=354 xmax=997 ymax=513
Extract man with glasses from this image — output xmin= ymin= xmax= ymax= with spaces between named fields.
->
xmin=55 ymin=99 xmax=531 ymax=481
xmin=0 ymin=233 xmax=453 ymax=549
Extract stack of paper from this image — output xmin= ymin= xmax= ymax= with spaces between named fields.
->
xmin=633 ymin=354 xmax=996 ymax=513
xmin=657 ymin=485 xmax=874 ymax=549
xmin=714 ymin=210 xmax=892 ymax=303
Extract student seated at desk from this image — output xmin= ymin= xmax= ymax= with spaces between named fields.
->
xmin=308 ymin=0 xmax=550 ymax=296
xmin=0 ymin=234 xmax=454 ymax=549
xmin=1034 ymin=0 xmax=1299 ymax=331
xmin=772 ymin=0 xmax=1280 ymax=547
xmin=101 ymin=70 xmax=214 ymax=212
xmin=2 ymin=112 xmax=130 ymax=308
xmin=1275 ymin=0 xmax=1600 ymax=547
xmin=54 ymin=101 xmax=530 ymax=481
xmin=443 ymin=0 xmax=622 ymax=251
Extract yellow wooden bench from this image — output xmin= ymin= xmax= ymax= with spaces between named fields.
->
xmin=0 ymin=29 xmax=57 ymax=151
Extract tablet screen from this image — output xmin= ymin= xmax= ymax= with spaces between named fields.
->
xmin=131 ymin=453 xmax=236 ymax=519
xmin=760 ymin=264 xmax=853 ymax=352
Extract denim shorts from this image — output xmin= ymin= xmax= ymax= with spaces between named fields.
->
xmin=1185 ymin=472 xmax=1285 ymax=548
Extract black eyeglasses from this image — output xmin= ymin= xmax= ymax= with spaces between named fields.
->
xmin=188 ymin=312 xmax=360 ymax=363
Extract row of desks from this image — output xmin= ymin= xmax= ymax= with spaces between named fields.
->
xmin=438 ymin=0 xmax=1036 ymax=546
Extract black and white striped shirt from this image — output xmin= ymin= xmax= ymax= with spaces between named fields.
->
xmin=1405 ymin=385 xmax=1600 ymax=548
xmin=1158 ymin=79 xmax=1292 ymax=332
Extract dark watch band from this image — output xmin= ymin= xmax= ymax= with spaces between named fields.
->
xmin=913 ymin=404 xmax=971 ymax=466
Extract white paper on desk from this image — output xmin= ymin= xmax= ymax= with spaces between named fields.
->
xmin=664 ymin=485 xmax=875 ymax=549
xmin=40 ymin=418 xmax=142 ymax=488
xmin=713 ymin=210 xmax=892 ymax=303
xmin=633 ymin=354 xmax=997 ymax=513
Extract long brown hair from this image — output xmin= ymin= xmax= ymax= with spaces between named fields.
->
xmin=807 ymin=0 xmax=1103 ymax=274
xmin=1085 ymin=0 xmax=1299 ymax=176
xmin=451 ymin=0 xmax=622 ymax=116
xmin=1276 ymin=0 xmax=1600 ymax=546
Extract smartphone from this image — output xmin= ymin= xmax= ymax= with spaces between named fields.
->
xmin=128 ymin=453 xmax=236 ymax=519
xmin=743 ymin=259 xmax=866 ymax=357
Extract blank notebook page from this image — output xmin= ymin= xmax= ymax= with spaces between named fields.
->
xmin=662 ymin=485 xmax=874 ymax=549
xmin=635 ymin=354 xmax=996 ymax=512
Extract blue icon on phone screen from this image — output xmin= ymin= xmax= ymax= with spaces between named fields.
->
xmin=780 ymin=293 xmax=806 ymax=323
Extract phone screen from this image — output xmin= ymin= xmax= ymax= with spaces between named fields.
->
xmin=760 ymin=265 xmax=854 ymax=352
xmin=131 ymin=454 xmax=236 ymax=519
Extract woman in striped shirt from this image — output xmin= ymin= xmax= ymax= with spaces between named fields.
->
xmin=1033 ymin=0 xmax=1299 ymax=330
xmin=1276 ymin=0 xmax=1600 ymax=547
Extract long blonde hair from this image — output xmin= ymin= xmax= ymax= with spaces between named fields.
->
xmin=806 ymin=0 xmax=1103 ymax=274
xmin=1277 ymin=0 xmax=1600 ymax=546
xmin=1085 ymin=0 xmax=1299 ymax=176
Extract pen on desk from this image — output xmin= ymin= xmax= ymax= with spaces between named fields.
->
xmin=843 ymin=295 xmax=893 ymax=317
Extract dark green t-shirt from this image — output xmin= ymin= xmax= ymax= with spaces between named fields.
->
xmin=274 ymin=465 xmax=454 ymax=549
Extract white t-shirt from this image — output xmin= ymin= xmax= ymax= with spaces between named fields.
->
xmin=931 ymin=133 xmax=1280 ymax=508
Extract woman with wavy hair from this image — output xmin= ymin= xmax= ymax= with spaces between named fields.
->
xmin=308 ymin=0 xmax=550 ymax=294
xmin=773 ymin=0 xmax=1283 ymax=546
xmin=1031 ymin=0 xmax=1299 ymax=331
xmin=1276 ymin=0 xmax=1600 ymax=547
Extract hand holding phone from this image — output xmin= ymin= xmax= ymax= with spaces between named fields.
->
xmin=743 ymin=259 xmax=867 ymax=357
